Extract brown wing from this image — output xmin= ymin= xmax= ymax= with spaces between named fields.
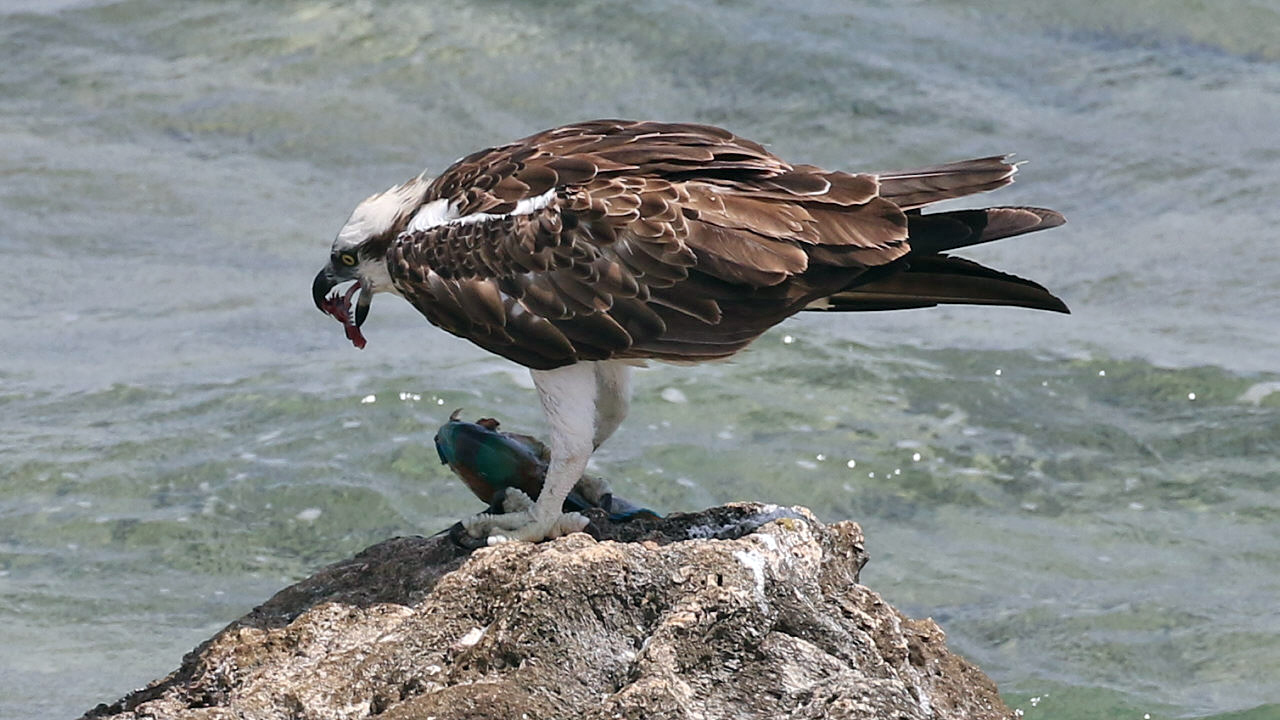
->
xmin=384 ymin=120 xmax=915 ymax=369
xmin=385 ymin=120 xmax=1064 ymax=369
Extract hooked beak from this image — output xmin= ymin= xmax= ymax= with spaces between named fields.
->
xmin=312 ymin=266 xmax=336 ymax=312
xmin=314 ymin=265 xmax=370 ymax=327
xmin=314 ymin=262 xmax=372 ymax=349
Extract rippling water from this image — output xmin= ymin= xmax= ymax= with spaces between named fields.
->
xmin=2 ymin=1 xmax=1279 ymax=718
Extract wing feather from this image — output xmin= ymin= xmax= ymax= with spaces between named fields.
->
xmin=378 ymin=120 xmax=1063 ymax=368
xmin=878 ymin=155 xmax=1017 ymax=210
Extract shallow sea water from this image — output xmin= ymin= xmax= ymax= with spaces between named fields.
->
xmin=2 ymin=1 xmax=1279 ymax=718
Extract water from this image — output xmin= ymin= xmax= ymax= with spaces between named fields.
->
xmin=2 ymin=1 xmax=1278 ymax=717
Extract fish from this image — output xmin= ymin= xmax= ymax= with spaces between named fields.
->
xmin=433 ymin=410 xmax=660 ymax=524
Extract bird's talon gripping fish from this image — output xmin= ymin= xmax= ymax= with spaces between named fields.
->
xmin=312 ymin=119 xmax=1068 ymax=544
xmin=433 ymin=410 xmax=657 ymax=525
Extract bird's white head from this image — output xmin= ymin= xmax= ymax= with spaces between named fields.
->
xmin=313 ymin=174 xmax=431 ymax=348
xmin=333 ymin=177 xmax=431 ymax=257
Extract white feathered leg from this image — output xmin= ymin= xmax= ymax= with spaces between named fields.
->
xmin=574 ymin=361 xmax=632 ymax=505
xmin=462 ymin=362 xmax=598 ymax=543
xmin=593 ymin=361 xmax=632 ymax=449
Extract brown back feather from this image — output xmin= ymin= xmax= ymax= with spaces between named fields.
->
xmin=380 ymin=121 xmax=1065 ymax=368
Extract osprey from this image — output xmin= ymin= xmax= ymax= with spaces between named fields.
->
xmin=312 ymin=119 xmax=1066 ymax=543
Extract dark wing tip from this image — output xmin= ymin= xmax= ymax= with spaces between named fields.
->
xmin=1035 ymin=208 xmax=1067 ymax=230
xmin=1044 ymin=294 xmax=1071 ymax=314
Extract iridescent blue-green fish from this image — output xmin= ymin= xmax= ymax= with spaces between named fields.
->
xmin=434 ymin=410 xmax=659 ymax=523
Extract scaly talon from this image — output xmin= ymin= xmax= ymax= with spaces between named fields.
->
xmin=499 ymin=488 xmax=535 ymax=513
xmin=486 ymin=511 xmax=589 ymax=545
xmin=462 ymin=504 xmax=589 ymax=544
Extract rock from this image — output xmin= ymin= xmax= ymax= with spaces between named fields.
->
xmin=82 ymin=504 xmax=1013 ymax=720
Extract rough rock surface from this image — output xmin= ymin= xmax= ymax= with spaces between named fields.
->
xmin=83 ymin=504 xmax=1013 ymax=720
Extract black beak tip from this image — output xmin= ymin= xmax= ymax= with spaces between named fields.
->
xmin=312 ymin=268 xmax=335 ymax=311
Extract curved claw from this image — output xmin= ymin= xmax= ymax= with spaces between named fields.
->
xmin=447 ymin=521 xmax=489 ymax=550
xmin=487 ymin=512 xmax=589 ymax=545
xmin=460 ymin=507 xmax=589 ymax=544
xmin=499 ymin=488 xmax=536 ymax=514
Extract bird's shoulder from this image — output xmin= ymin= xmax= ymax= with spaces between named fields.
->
xmin=382 ymin=120 xmax=919 ymax=369
xmin=420 ymin=119 xmax=795 ymax=217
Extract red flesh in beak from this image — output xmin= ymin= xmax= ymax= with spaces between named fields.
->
xmin=319 ymin=282 xmax=368 ymax=349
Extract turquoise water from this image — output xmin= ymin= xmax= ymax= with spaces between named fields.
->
xmin=2 ymin=1 xmax=1279 ymax=718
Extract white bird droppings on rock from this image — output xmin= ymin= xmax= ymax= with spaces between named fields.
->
xmin=455 ymin=627 xmax=485 ymax=649
xmin=734 ymin=549 xmax=767 ymax=600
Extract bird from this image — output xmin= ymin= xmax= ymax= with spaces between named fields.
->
xmin=312 ymin=119 xmax=1067 ymax=544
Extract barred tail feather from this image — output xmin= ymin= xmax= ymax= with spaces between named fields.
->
xmin=878 ymin=155 xmax=1019 ymax=210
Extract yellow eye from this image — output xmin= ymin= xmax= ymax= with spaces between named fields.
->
xmin=339 ymin=252 xmax=357 ymax=267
